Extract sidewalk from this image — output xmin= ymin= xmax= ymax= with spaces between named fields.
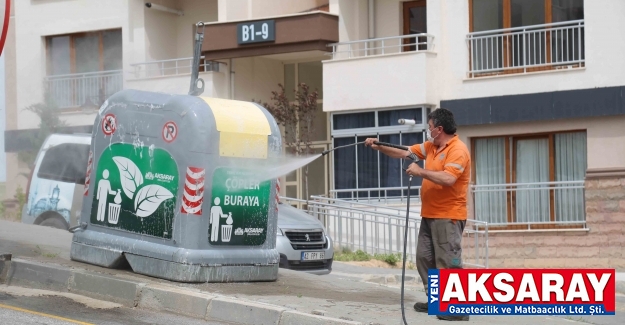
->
xmin=0 ymin=220 xmax=622 ymax=325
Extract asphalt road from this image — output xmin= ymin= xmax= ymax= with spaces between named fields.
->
xmin=0 ymin=286 xmax=231 ymax=325
xmin=553 ymin=294 xmax=625 ymax=325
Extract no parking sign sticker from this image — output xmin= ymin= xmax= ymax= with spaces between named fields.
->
xmin=162 ymin=121 xmax=178 ymax=143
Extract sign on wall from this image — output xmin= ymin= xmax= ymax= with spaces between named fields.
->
xmin=237 ymin=20 xmax=275 ymax=44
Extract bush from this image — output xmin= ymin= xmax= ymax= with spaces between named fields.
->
xmin=373 ymin=253 xmax=402 ymax=266
xmin=334 ymin=247 xmax=373 ymax=262
xmin=15 ymin=185 xmax=27 ymax=216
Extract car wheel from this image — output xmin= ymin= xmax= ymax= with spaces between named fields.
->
xmin=39 ymin=217 xmax=68 ymax=230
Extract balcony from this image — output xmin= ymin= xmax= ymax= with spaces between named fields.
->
xmin=46 ymin=70 xmax=123 ymax=109
xmin=125 ymin=57 xmax=227 ymax=97
xmin=322 ymin=34 xmax=436 ymax=112
xmin=471 ymin=180 xmax=587 ymax=232
xmin=200 ymin=11 xmax=338 ymax=61
xmin=467 ymin=20 xmax=585 ymax=78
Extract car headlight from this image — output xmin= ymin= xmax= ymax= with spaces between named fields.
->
xmin=277 ymin=228 xmax=284 ymax=236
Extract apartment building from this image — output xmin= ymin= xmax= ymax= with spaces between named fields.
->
xmin=3 ymin=0 xmax=624 ymax=268
xmin=324 ymin=0 xmax=625 ymax=269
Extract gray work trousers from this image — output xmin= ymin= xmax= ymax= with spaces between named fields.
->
xmin=416 ymin=217 xmax=466 ymax=294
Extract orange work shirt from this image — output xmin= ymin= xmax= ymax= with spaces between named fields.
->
xmin=409 ymin=135 xmax=471 ymax=220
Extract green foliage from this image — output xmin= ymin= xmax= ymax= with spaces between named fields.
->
xmin=17 ymin=94 xmax=67 ymax=169
xmin=253 ymin=83 xmax=320 ymax=200
xmin=334 ymin=248 xmax=373 ymax=262
xmin=334 ymin=247 xmax=415 ymax=268
xmin=0 ymin=185 xmax=27 ymax=221
xmin=254 ymin=83 xmax=320 ymax=156
xmin=373 ymin=252 xmax=402 ymax=266
xmin=14 ymin=185 xmax=27 ymax=216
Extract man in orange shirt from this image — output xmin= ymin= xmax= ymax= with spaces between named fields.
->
xmin=365 ymin=108 xmax=470 ymax=322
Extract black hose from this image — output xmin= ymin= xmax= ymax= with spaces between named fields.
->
xmin=321 ymin=139 xmax=416 ymax=324
xmin=374 ymin=141 xmax=409 ymax=151
xmin=400 ymin=175 xmax=412 ymax=325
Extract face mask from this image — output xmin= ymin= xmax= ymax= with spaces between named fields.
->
xmin=426 ymin=128 xmax=439 ymax=142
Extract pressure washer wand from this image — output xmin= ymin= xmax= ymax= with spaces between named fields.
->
xmin=321 ymin=141 xmax=419 ymax=162
xmin=321 ymin=141 xmax=365 ymax=156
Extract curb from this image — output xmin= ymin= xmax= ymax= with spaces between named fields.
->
xmin=0 ymin=258 xmax=363 ymax=325
xmin=364 ymin=274 xmax=421 ymax=286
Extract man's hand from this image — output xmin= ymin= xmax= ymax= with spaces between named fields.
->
xmin=406 ymin=162 xmax=423 ymax=177
xmin=407 ymin=162 xmax=458 ymax=187
xmin=364 ymin=138 xmax=380 ymax=150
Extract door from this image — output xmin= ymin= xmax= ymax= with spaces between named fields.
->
xmin=403 ymin=0 xmax=427 ymax=52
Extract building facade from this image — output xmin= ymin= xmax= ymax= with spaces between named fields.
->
xmin=4 ymin=0 xmax=624 ymax=269
xmin=323 ymin=0 xmax=625 ymax=269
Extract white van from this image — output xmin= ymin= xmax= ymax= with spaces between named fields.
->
xmin=21 ymin=133 xmax=92 ymax=230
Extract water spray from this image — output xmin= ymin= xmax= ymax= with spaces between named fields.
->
xmin=322 ymin=141 xmax=418 ymax=325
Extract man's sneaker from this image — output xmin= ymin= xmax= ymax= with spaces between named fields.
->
xmin=436 ymin=315 xmax=470 ymax=321
xmin=413 ymin=302 xmax=428 ymax=313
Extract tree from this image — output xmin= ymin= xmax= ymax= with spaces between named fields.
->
xmin=255 ymin=83 xmax=319 ymax=202
xmin=17 ymin=93 xmax=68 ymax=170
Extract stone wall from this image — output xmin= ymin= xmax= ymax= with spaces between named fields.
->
xmin=462 ymin=176 xmax=625 ymax=270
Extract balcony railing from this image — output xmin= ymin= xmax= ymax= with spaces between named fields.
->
xmin=328 ymin=186 xmax=421 ymax=204
xmin=45 ymin=70 xmax=123 ymax=109
xmin=282 ymin=196 xmax=489 ymax=268
xmin=129 ymin=56 xmax=223 ymax=80
xmin=327 ymin=33 xmax=435 ymax=60
xmin=471 ymin=180 xmax=587 ymax=231
xmin=466 ymin=19 xmax=584 ymax=77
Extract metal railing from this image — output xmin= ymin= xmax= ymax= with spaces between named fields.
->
xmin=281 ymin=196 xmax=489 ymax=268
xmin=328 ymin=186 xmax=421 ymax=205
xmin=467 ymin=19 xmax=584 ymax=76
xmin=129 ymin=56 xmax=223 ymax=79
xmin=471 ymin=180 xmax=586 ymax=230
xmin=45 ymin=70 xmax=123 ymax=109
xmin=327 ymin=33 xmax=435 ymax=60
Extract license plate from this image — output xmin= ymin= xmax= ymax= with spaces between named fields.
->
xmin=301 ymin=251 xmax=325 ymax=261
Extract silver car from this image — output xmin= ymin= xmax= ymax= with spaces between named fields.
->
xmin=276 ymin=202 xmax=334 ymax=275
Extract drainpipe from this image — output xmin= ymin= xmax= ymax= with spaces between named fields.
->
xmin=229 ymin=58 xmax=234 ymax=100
xmin=368 ymin=0 xmax=375 ymax=39
xmin=368 ymin=0 xmax=375 ymax=56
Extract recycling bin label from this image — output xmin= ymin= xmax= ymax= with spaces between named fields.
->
xmin=208 ymin=167 xmax=271 ymax=246
xmin=90 ymin=143 xmax=178 ymax=239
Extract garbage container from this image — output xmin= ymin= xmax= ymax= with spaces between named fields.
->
xmin=70 ymin=89 xmax=282 ymax=283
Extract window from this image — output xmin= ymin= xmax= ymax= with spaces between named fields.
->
xmin=333 ymin=112 xmax=375 ymax=130
xmin=468 ymin=0 xmax=585 ymax=76
xmin=46 ymin=29 xmax=123 ymax=109
xmin=331 ymin=108 xmax=428 ymax=199
xmin=470 ymin=0 xmax=584 ymax=32
xmin=47 ymin=29 xmax=123 ymax=75
xmin=403 ymin=0 xmax=428 ymax=51
xmin=37 ymin=143 xmax=91 ymax=185
xmin=472 ymin=131 xmax=587 ymax=229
